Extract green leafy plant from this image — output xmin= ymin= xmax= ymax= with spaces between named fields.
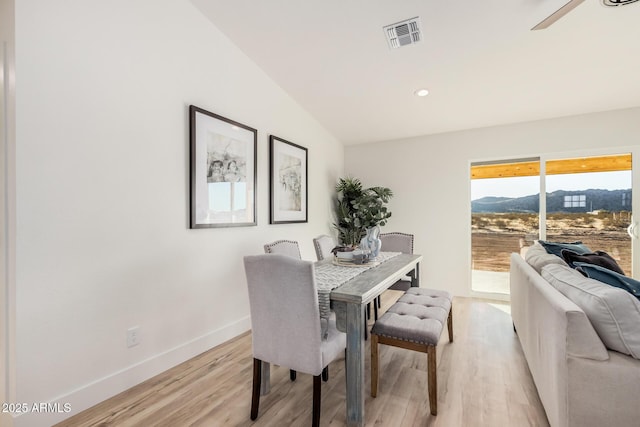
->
xmin=333 ymin=177 xmax=393 ymax=247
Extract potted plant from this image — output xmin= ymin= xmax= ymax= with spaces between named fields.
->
xmin=333 ymin=177 xmax=393 ymax=249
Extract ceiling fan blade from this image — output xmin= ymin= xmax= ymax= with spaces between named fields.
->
xmin=531 ymin=0 xmax=586 ymax=30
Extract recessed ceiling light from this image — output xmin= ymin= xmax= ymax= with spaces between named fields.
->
xmin=414 ymin=89 xmax=429 ymax=97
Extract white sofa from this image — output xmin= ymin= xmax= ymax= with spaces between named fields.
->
xmin=510 ymin=248 xmax=640 ymax=427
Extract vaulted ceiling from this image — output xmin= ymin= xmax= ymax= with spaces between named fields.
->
xmin=192 ymin=0 xmax=640 ymax=145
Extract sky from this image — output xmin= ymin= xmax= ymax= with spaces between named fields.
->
xmin=471 ymin=170 xmax=632 ymax=201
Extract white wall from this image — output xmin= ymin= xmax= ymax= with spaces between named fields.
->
xmin=11 ymin=1 xmax=343 ymax=425
xmin=345 ymin=107 xmax=640 ymax=297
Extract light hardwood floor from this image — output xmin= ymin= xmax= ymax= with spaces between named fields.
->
xmin=56 ymin=293 xmax=549 ymax=427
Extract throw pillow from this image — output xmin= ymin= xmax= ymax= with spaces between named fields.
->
xmin=542 ymin=263 xmax=640 ymax=359
xmin=524 ymin=242 xmax=568 ymax=274
xmin=538 ymin=240 xmax=591 ymax=258
xmin=561 ymin=249 xmax=625 ymax=275
xmin=574 ymin=262 xmax=640 ymax=300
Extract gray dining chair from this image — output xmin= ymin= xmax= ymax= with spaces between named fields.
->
xmin=264 ymin=239 xmax=301 ymax=381
xmin=244 ymin=254 xmax=346 ymax=427
xmin=264 ymin=239 xmax=302 ymax=258
xmin=264 ymin=239 xmax=336 ymax=376
xmin=379 ymin=232 xmax=415 ymax=291
xmin=313 ymin=234 xmax=336 ymax=261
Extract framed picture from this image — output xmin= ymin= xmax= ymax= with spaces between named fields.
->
xmin=189 ymin=105 xmax=257 ymax=228
xmin=269 ymin=135 xmax=308 ymax=224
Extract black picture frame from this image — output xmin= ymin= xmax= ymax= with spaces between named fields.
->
xmin=269 ymin=135 xmax=308 ymax=224
xmin=189 ymin=105 xmax=257 ymax=228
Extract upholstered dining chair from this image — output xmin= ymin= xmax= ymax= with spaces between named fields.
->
xmin=263 ymin=239 xmax=301 ymax=381
xmin=264 ymin=239 xmax=336 ymax=376
xmin=313 ymin=234 xmax=335 ymax=261
xmin=379 ymin=232 xmax=415 ymax=291
xmin=244 ymin=254 xmax=346 ymax=427
xmin=264 ymin=239 xmax=301 ymax=259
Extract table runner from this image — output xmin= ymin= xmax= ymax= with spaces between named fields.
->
xmin=315 ymin=252 xmax=401 ymax=327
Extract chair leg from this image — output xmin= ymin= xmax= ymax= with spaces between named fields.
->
xmin=251 ymin=358 xmax=261 ymax=420
xmin=322 ymin=366 xmax=328 ymax=382
xmin=312 ymin=374 xmax=322 ymax=427
xmin=290 ymin=369 xmax=297 ymax=381
xmin=373 ymin=299 xmax=378 ymax=320
xmin=447 ymin=308 xmax=453 ymax=343
xmin=377 ymin=295 xmax=381 ymax=308
xmin=427 ymin=346 xmax=437 ymax=416
xmin=371 ymin=334 xmax=379 ymax=397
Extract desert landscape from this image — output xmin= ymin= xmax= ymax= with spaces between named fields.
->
xmin=472 ymin=211 xmax=631 ymax=275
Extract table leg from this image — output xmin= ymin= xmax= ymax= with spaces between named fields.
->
xmin=412 ymin=263 xmax=420 ymax=287
xmin=345 ymin=302 xmax=365 ymax=427
xmin=260 ymin=361 xmax=270 ymax=395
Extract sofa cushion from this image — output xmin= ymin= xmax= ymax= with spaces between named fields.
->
xmin=525 ymin=242 xmax=568 ymax=274
xmin=538 ymin=240 xmax=591 ymax=258
xmin=561 ymin=249 xmax=625 ymax=275
xmin=542 ymin=263 xmax=640 ymax=359
xmin=574 ymin=262 xmax=640 ymax=300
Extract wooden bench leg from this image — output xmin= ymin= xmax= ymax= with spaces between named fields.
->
xmin=427 ymin=345 xmax=437 ymax=415
xmin=371 ymin=334 xmax=379 ymax=397
xmin=447 ymin=308 xmax=453 ymax=343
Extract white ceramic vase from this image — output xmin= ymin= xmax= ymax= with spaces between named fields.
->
xmin=360 ymin=225 xmax=382 ymax=258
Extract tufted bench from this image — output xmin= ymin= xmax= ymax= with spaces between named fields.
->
xmin=370 ymin=287 xmax=453 ymax=415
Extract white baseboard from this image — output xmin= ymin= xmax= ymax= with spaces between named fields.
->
xmin=12 ymin=317 xmax=251 ymax=427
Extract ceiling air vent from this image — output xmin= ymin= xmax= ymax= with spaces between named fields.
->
xmin=602 ymin=0 xmax=638 ymax=5
xmin=383 ymin=17 xmax=422 ymax=49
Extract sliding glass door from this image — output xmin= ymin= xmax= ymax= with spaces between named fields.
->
xmin=545 ymin=154 xmax=632 ymax=275
xmin=471 ymin=159 xmax=540 ymax=295
xmin=471 ymin=152 xmax=634 ymax=296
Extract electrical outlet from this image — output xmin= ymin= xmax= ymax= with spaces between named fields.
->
xmin=126 ymin=326 xmax=140 ymax=348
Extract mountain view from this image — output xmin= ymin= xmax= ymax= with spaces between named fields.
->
xmin=472 ymin=189 xmax=631 ymax=214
